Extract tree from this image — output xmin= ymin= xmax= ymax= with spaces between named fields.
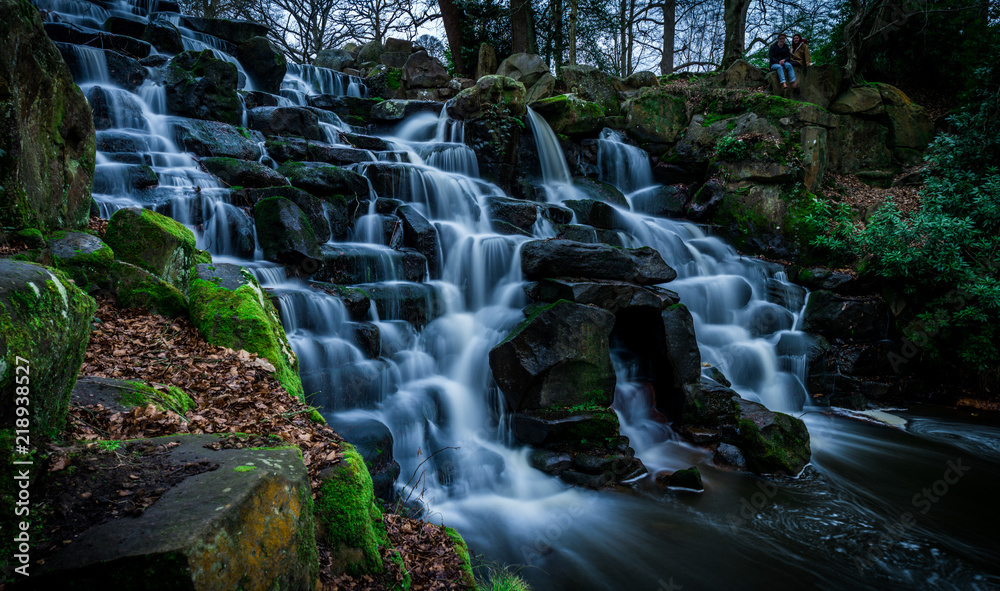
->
xmin=568 ymin=0 xmax=578 ymax=64
xmin=511 ymin=0 xmax=538 ymax=54
xmin=721 ymin=0 xmax=750 ymax=68
xmin=335 ymin=0 xmax=437 ymax=45
xmin=237 ymin=0 xmax=350 ymax=62
xmin=660 ymin=0 xmax=675 ymax=73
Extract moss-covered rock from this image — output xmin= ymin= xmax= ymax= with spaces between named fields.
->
xmin=164 ymin=49 xmax=241 ymax=125
xmin=188 ymin=263 xmax=303 ymax=400
xmin=623 ymin=88 xmax=688 ymax=143
xmin=446 ymin=75 xmax=527 ymax=120
xmin=106 ymin=260 xmax=189 ymax=317
xmin=732 ymin=397 xmax=810 ymax=475
xmin=253 ymin=196 xmax=322 ymax=267
xmin=0 ymin=0 xmax=95 ymax=233
xmin=531 ymin=93 xmax=606 ymax=138
xmin=442 ymin=527 xmax=476 ymax=588
xmin=558 ymin=64 xmax=620 ymax=116
xmin=0 ymin=260 xmax=96 ymax=436
xmin=513 ymin=408 xmax=621 ymax=446
xmin=236 ymin=36 xmax=286 ymax=94
xmin=104 ymin=208 xmax=197 ymax=293
xmin=829 ymin=86 xmax=884 ymax=115
xmin=314 ymin=443 xmax=390 ymax=575
xmin=50 ymin=231 xmax=115 ymax=292
xmin=202 ymin=156 xmax=288 ymax=189
xmin=278 ymin=161 xmax=369 ymax=199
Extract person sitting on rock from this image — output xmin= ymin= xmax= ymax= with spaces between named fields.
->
xmin=791 ymin=34 xmax=812 ymax=68
xmin=768 ymin=33 xmax=798 ymax=89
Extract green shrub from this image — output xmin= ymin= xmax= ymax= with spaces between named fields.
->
xmin=715 ymin=134 xmax=749 ymax=161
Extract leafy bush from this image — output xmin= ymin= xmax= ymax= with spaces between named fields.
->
xmin=810 ymin=66 xmax=1000 ymax=382
xmin=715 ymin=134 xmax=749 ymax=161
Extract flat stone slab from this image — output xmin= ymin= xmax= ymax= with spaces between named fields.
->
xmin=31 ymin=434 xmax=316 ymax=590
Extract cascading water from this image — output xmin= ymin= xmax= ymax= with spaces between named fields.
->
xmin=44 ymin=0 xmax=1000 ymax=583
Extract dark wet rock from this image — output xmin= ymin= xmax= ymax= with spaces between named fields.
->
xmin=237 ymin=36 xmax=287 ymax=94
xmin=309 ymin=283 xmax=372 ymax=321
xmin=43 ymin=22 xmax=152 ymax=58
xmin=340 ymin=132 xmax=389 ymax=152
xmin=308 ymin=96 xmax=379 ymax=121
xmin=173 ymin=119 xmax=263 ymax=160
xmin=801 ymin=290 xmax=890 ymax=341
xmin=485 ymin=196 xmax=539 ymax=232
xmin=278 ymin=161 xmax=369 ymax=198
xmin=0 ymin=260 xmax=96 ymax=434
xmin=253 ymin=197 xmax=322 ymax=268
xmin=401 ymin=50 xmax=449 ymax=89
xmin=732 ymin=397 xmax=810 ymax=475
xmin=447 ymin=75 xmax=526 ymax=120
xmin=324 ymin=415 xmax=399 ymax=501
xmin=765 ymin=278 xmax=807 ymax=310
xmin=143 ymin=14 xmax=183 ymax=54
xmin=165 ymin=50 xmax=241 ymax=125
xmin=350 ymin=321 xmax=381 ymax=359
xmin=314 ymin=48 xmax=355 ymax=71
xmin=92 ymin=163 xmax=158 ymax=193
xmin=521 ymin=239 xmax=677 ymax=285
xmin=362 ymin=282 xmax=443 ymax=326
xmin=103 ymin=15 xmax=146 ymax=38
xmin=57 ymin=43 xmax=146 ymax=91
xmin=179 ymin=16 xmax=268 ymax=45
xmin=369 ymin=99 xmax=442 ymax=121
xmin=396 ymin=205 xmax=441 ymax=278
xmin=714 ymin=442 xmax=747 ymax=470
xmin=573 ymin=177 xmax=628 ymax=206
xmin=554 ymin=224 xmax=625 ymax=247
xmin=524 ymin=278 xmax=678 ymax=313
xmin=1 ymin=7 xmax=95 ymax=233
xmin=202 ymin=157 xmax=288 ymax=189
xmin=513 ymin=409 xmax=621 ymax=446
xmin=248 ymin=107 xmax=323 ymax=141
xmin=489 ymin=300 xmax=616 ymax=411
xmin=655 ymin=467 xmax=703 ymax=491
xmin=563 ymin=199 xmax=620 ymax=230
xmin=787 ymin=266 xmax=859 ymax=294
xmin=631 ymin=186 xmax=688 ymax=217
xmin=243 ymin=90 xmax=281 ymax=109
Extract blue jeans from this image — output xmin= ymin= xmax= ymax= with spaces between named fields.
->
xmin=771 ymin=62 xmax=796 ymax=84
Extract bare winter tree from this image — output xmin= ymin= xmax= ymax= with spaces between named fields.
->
xmin=336 ymin=0 xmax=438 ymax=45
xmin=235 ymin=0 xmax=349 ymax=62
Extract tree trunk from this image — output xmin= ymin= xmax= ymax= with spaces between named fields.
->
xmin=568 ymin=0 xmax=577 ymax=65
xmin=721 ymin=0 xmax=750 ymax=69
xmin=439 ymin=0 xmax=469 ymax=76
xmin=511 ymin=0 xmax=537 ymax=54
xmin=553 ymin=0 xmax=563 ymax=72
xmin=619 ymin=0 xmax=627 ymax=75
xmin=660 ymin=0 xmax=675 ymax=74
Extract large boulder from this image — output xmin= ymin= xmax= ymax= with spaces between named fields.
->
xmin=237 ymin=36 xmax=287 ymax=94
xmin=248 ymin=107 xmax=323 ymax=141
xmin=253 ymin=196 xmax=322 ymax=268
xmin=0 ymin=260 xmax=96 ymax=435
xmin=43 ymin=23 xmax=152 ymax=58
xmin=558 ymin=65 xmax=619 ymax=116
xmin=446 ymin=75 xmax=526 ymax=120
xmin=314 ymin=48 xmax=355 ymax=71
xmin=489 ymin=300 xmax=617 ymax=411
xmin=165 ymin=50 xmax=241 ymax=125
xmin=104 ymin=208 xmax=197 ymax=293
xmin=32 ymin=434 xmax=317 ymax=589
xmin=531 ymin=94 xmax=606 ymax=138
xmin=401 ymin=51 xmax=449 ymax=89
xmin=623 ymin=88 xmax=688 ymax=144
xmin=829 ymin=86 xmax=884 ymax=115
xmin=524 ymin=278 xmax=678 ymax=313
xmin=396 ymin=205 xmax=441 ymax=278
xmin=520 ymin=239 xmax=677 ymax=285
xmin=477 ymin=43 xmax=498 ymax=80
xmin=829 ymin=115 xmax=893 ymax=173
xmin=732 ymin=398 xmax=811 ymax=475
xmin=801 ymin=290 xmax=890 ymax=342
xmin=711 ymin=59 xmax=767 ymax=88
xmin=278 ymin=161 xmax=369 ymax=198
xmin=324 ymin=416 xmax=400 ymax=502
xmin=885 ymin=103 xmax=934 ymax=150
xmin=496 ymin=53 xmax=550 ymax=89
xmin=173 ymin=119 xmax=264 ymax=160
xmin=143 ymin=14 xmax=183 ymax=54
xmin=765 ymin=64 xmax=843 ymax=109
xmin=105 ymin=260 xmax=189 ymax=317
xmin=189 ymin=263 xmax=303 ymax=399
xmin=179 ymin=16 xmax=269 ymax=45
xmin=202 ymin=157 xmax=288 ymax=189
xmin=369 ymin=99 xmax=442 ymax=121
xmin=50 ymin=231 xmax=114 ymax=292
xmin=357 ymin=40 xmax=384 ymax=65
xmin=0 ymin=0 xmax=95 ymax=233
xmin=800 ymin=126 xmax=828 ymax=192
xmin=56 ymin=43 xmax=146 ymax=91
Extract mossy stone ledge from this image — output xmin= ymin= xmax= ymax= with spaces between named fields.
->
xmin=103 ymin=208 xmax=197 ymax=294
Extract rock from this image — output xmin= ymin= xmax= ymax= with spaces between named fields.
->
xmin=563 ymin=199 xmax=619 ymax=230
xmin=324 ymin=416 xmax=400 ymax=502
xmin=623 ymin=88 xmax=688 ymax=143
xmin=380 ymin=52 xmax=409 ymax=68
xmin=623 ymin=71 xmax=659 ymax=89
xmin=400 ymin=51 xmax=449 ymax=89
xmin=714 ymin=443 xmax=746 ymax=470
xmin=179 ymin=16 xmax=269 ymax=45
xmin=104 ymin=208 xmax=196 ymax=293
xmin=721 ymin=161 xmax=799 ymax=184
xmin=675 ymin=112 xmax=781 ymax=161
xmin=165 ymin=50 xmax=241 ymax=125
xmin=278 ymin=161 xmax=369 ymax=198
xmin=314 ymin=48 xmax=355 ymax=71
xmin=308 ymin=95 xmax=378 ymax=121
xmin=103 ymin=15 xmax=146 ymax=38
xmin=50 ymin=231 xmax=114 ymax=291
xmin=801 ymin=290 xmax=889 ymax=341
xmin=237 ymin=36 xmax=287 ymax=94
xmin=92 ymin=162 xmax=158 ymax=193
xmin=310 ymin=283 xmax=371 ymax=320
xmin=70 ymin=376 xmax=194 ymax=414
xmin=484 ymin=196 xmax=539 ymax=232
xmin=524 ymin=278 xmax=677 ymax=313
xmin=733 ymin=397 xmax=810 ymax=475
xmin=33 ymin=434 xmax=316 ymax=590
xmin=253 ymin=197 xmax=322 ymax=268
xmin=396 ymin=205 xmax=441 ymax=278
xmin=202 ymin=157 xmax=288 ymax=189
xmin=520 ymin=239 xmax=677 ymax=285
xmin=57 ymin=43 xmax=146 ymax=91
xmin=43 ymin=23 xmax=152 ymax=58
xmin=248 ymin=107 xmax=323 ymax=141
xmin=558 ymin=65 xmax=619 ymax=115
xmin=885 ymin=104 xmax=934 ymax=150
xmin=800 ymin=126 xmax=828 ymax=192
xmin=496 ymin=52 xmax=550 ymax=89
xmin=655 ymin=467 xmax=703 ymax=491
xmin=573 ymin=177 xmax=628 ymax=206
xmin=142 ymin=14 xmax=183 ymax=54
xmin=446 ymin=75 xmax=526 ymax=120
xmin=631 ymin=185 xmax=687 ymax=217
xmin=711 ymin=59 xmax=767 ymax=88
xmin=369 ymin=99 xmax=442 ymax=121
xmin=685 ymin=179 xmax=726 ymax=220
xmin=362 ymin=281 xmax=442 ymax=325
xmin=531 ymin=93 xmax=606 ymax=137
xmin=765 ymin=64 xmax=843 ymax=109
xmin=513 ymin=409 xmax=621 ymax=446
xmin=190 ymin=263 xmax=302 ymax=399
xmin=682 ymin=382 xmax=740 ymax=426
xmin=829 ymin=86 xmax=884 ymax=115
xmin=477 ymin=43 xmax=498 ymax=80
xmin=0 ymin=1 xmax=95 ymax=233
xmin=0 ymin=260 xmax=96 ymax=434
xmin=489 ymin=300 xmax=616 ymax=411
xmin=173 ymin=119 xmax=264 ymax=160
xmin=357 ymin=40 xmax=384 ymax=65
xmin=105 ymin=260 xmax=189 ymax=317
xmin=829 ymin=115 xmax=893 ymax=173
xmin=525 ymin=73 xmax=556 ymax=103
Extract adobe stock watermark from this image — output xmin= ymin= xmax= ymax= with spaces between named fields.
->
xmin=853 ymin=457 xmax=971 ymax=574
xmin=11 ymin=356 xmax=33 ymax=577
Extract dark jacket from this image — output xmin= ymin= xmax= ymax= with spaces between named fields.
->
xmin=769 ymin=42 xmax=791 ymax=66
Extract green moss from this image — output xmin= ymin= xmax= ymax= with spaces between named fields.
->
xmin=499 ymin=300 xmax=570 ymax=346
xmin=104 ymin=208 xmax=196 ymax=293
xmin=732 ymin=399 xmax=810 ymax=474
xmin=118 ymin=380 xmax=196 ymax=415
xmin=314 ymin=443 xmax=389 ymax=575
xmin=443 ymin=527 xmax=476 ymax=588
xmin=188 ymin=269 xmax=303 ymax=401
xmin=296 ymin=485 xmax=320 ymax=585
xmin=233 ymin=465 xmax=257 ymax=472
xmin=193 ymin=249 xmax=212 ymax=265
xmin=107 ymin=260 xmax=189 ymax=317
xmin=385 ymin=68 xmax=402 ymax=90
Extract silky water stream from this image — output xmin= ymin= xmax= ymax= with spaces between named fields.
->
xmin=44 ymin=4 xmax=1000 ymax=584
